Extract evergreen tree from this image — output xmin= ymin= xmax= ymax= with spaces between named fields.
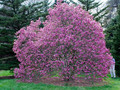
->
xmin=103 ymin=0 xmax=120 ymax=27
xmin=105 ymin=6 xmax=120 ymax=77
xmin=104 ymin=17 xmax=118 ymax=49
xmin=55 ymin=0 xmax=57 ymax=5
xmin=112 ymin=24 xmax=120 ymax=77
xmin=78 ymin=0 xmax=101 ymax=11
xmin=69 ymin=0 xmax=108 ymax=22
xmin=54 ymin=0 xmax=69 ymax=5
xmin=0 ymin=0 xmax=50 ymax=70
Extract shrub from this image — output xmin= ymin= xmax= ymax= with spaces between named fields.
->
xmin=13 ymin=0 xmax=113 ymax=82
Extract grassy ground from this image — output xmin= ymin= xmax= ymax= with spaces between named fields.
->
xmin=0 ymin=70 xmax=14 ymax=77
xmin=0 ymin=70 xmax=120 ymax=90
xmin=0 ymin=78 xmax=120 ymax=90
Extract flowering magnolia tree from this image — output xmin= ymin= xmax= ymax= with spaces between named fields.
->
xmin=13 ymin=0 xmax=113 ymax=82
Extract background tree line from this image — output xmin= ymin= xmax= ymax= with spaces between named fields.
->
xmin=0 ymin=0 xmax=119 ymax=77
xmin=0 ymin=0 xmax=50 ymax=70
xmin=104 ymin=0 xmax=120 ymax=77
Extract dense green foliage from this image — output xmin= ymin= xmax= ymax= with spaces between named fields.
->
xmin=0 ymin=0 xmax=50 ymax=70
xmin=105 ymin=7 xmax=120 ymax=77
xmin=104 ymin=17 xmax=118 ymax=49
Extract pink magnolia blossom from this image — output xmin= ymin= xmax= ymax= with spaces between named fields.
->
xmin=13 ymin=1 xmax=113 ymax=82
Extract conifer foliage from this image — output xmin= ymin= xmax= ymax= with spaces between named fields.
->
xmin=105 ymin=7 xmax=120 ymax=77
xmin=70 ymin=0 xmax=108 ymax=22
xmin=13 ymin=0 xmax=113 ymax=82
xmin=0 ymin=0 xmax=49 ymax=70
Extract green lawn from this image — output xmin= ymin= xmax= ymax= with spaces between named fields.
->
xmin=0 ymin=70 xmax=14 ymax=77
xmin=0 ymin=70 xmax=120 ymax=90
xmin=0 ymin=78 xmax=119 ymax=90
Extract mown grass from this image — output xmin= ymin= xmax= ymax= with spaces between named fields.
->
xmin=0 ymin=77 xmax=119 ymax=90
xmin=0 ymin=70 xmax=120 ymax=90
xmin=0 ymin=70 xmax=14 ymax=77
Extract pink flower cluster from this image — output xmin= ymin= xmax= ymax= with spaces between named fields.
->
xmin=13 ymin=1 xmax=113 ymax=82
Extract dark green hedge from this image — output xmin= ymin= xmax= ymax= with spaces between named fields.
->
xmin=0 ymin=56 xmax=19 ymax=70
